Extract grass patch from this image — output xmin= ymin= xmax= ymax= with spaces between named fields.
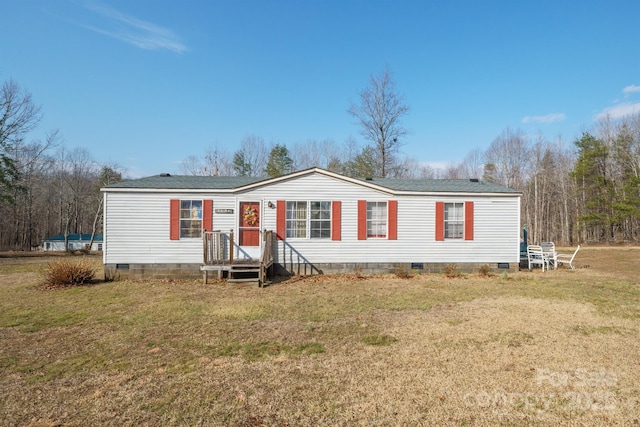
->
xmin=1 ymin=248 xmax=640 ymax=426
xmin=218 ymin=341 xmax=325 ymax=360
xmin=362 ymin=334 xmax=397 ymax=346
xmin=3 ymin=309 xmax=89 ymax=333
xmin=492 ymin=330 xmax=534 ymax=347
xmin=444 ymin=317 xmax=466 ymax=326
xmin=571 ymin=324 xmax=637 ymax=336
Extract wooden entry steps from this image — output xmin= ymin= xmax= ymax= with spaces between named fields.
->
xmin=228 ymin=262 xmax=261 ymax=284
xmin=201 ymin=261 xmax=260 ymax=285
xmin=201 ymin=230 xmax=274 ymax=287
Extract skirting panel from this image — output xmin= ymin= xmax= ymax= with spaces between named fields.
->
xmin=105 ymin=261 xmax=517 ymax=281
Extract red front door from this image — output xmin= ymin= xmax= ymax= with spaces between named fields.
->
xmin=239 ymin=201 xmax=260 ymax=247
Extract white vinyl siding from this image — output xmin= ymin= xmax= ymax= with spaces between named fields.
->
xmin=103 ymin=172 xmax=521 ymax=265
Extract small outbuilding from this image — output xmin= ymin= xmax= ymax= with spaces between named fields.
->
xmin=101 ymin=167 xmax=522 ymax=282
xmin=43 ymin=233 xmax=103 ymax=252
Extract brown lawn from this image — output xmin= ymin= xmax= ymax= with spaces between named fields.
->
xmin=1 ymin=247 xmax=639 ymax=426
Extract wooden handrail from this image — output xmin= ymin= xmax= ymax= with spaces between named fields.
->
xmin=259 ymin=230 xmax=274 ymax=286
xmin=229 ymin=229 xmax=234 ymax=266
xmin=202 ymin=230 xmax=234 ymax=266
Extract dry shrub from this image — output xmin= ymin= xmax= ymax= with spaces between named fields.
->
xmin=478 ymin=264 xmax=492 ymax=277
xmin=395 ymin=265 xmax=413 ymax=279
xmin=444 ymin=263 xmax=462 ymax=278
xmin=352 ymin=264 xmax=364 ymax=278
xmin=42 ymin=258 xmax=96 ymax=288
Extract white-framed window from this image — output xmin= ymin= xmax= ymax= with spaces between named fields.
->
xmin=286 ymin=201 xmax=331 ymax=239
xmin=180 ymin=200 xmax=203 ymax=238
xmin=444 ymin=202 xmax=464 ymax=239
xmin=367 ymin=201 xmax=387 ymax=238
xmin=286 ymin=201 xmax=307 ymax=238
xmin=310 ymin=201 xmax=331 ymax=238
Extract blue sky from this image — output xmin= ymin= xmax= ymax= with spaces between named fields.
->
xmin=2 ymin=0 xmax=640 ymax=177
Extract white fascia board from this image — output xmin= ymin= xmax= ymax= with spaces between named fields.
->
xmin=101 ymin=187 xmax=237 ymax=194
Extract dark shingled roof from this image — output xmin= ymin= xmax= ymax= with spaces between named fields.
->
xmin=103 ymin=170 xmax=519 ymax=194
xmin=105 ymin=174 xmax=265 ymax=189
xmin=355 ymin=177 xmax=519 ymax=193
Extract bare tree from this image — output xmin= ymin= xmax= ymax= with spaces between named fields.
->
xmin=457 ymin=148 xmax=485 ymax=179
xmin=290 ymin=138 xmax=342 ymax=170
xmin=0 ymin=79 xmax=42 ymax=203
xmin=180 ymin=155 xmax=205 ymax=175
xmin=348 ymin=67 xmax=409 ymax=177
xmin=180 ymin=145 xmax=232 ymax=176
xmin=11 ymin=130 xmax=60 ymax=249
xmin=441 ymin=162 xmax=466 ymax=179
xmin=552 ymin=140 xmax=577 ymax=244
xmin=206 ymin=146 xmax=233 ymax=176
xmin=88 ymin=164 xmax=123 ymax=250
xmin=0 ymin=79 xmax=42 ymax=146
xmin=417 ymin=163 xmax=440 ymax=179
xmin=54 ymin=147 xmax=100 ymax=250
xmin=389 ymin=156 xmax=418 ymax=178
xmin=232 ymin=134 xmax=269 ymax=176
xmin=484 ymin=128 xmax=531 ymax=189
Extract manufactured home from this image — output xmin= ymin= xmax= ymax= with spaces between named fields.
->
xmin=43 ymin=233 xmax=103 ymax=252
xmin=101 ymin=168 xmax=521 ymax=282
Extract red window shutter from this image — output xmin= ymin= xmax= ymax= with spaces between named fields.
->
xmin=170 ymin=199 xmax=180 ymax=240
xmin=464 ymin=201 xmax=474 ymax=240
xmin=203 ymin=200 xmax=213 ymax=232
xmin=388 ymin=200 xmax=397 ymax=240
xmin=276 ymin=200 xmax=286 ymax=240
xmin=435 ymin=201 xmax=444 ymax=241
xmin=357 ymin=200 xmax=367 ymax=240
xmin=332 ymin=201 xmax=341 ymax=241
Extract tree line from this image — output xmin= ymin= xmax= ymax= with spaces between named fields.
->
xmin=1 ymin=73 xmax=639 ymax=251
xmin=0 ymin=79 xmax=122 ymax=251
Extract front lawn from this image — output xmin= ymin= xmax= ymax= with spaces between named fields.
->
xmin=1 ymin=248 xmax=639 ymax=426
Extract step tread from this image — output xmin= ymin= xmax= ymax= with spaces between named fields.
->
xmin=228 ymin=278 xmax=260 ymax=283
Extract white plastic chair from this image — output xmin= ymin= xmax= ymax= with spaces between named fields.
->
xmin=527 ymin=245 xmax=547 ymax=272
xmin=540 ymin=242 xmax=557 ymax=269
xmin=557 ymin=245 xmax=580 ymax=270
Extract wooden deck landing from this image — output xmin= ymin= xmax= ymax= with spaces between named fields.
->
xmin=201 ymin=230 xmax=274 ymax=286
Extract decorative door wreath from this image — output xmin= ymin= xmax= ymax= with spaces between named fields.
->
xmin=243 ymin=205 xmax=258 ymax=226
